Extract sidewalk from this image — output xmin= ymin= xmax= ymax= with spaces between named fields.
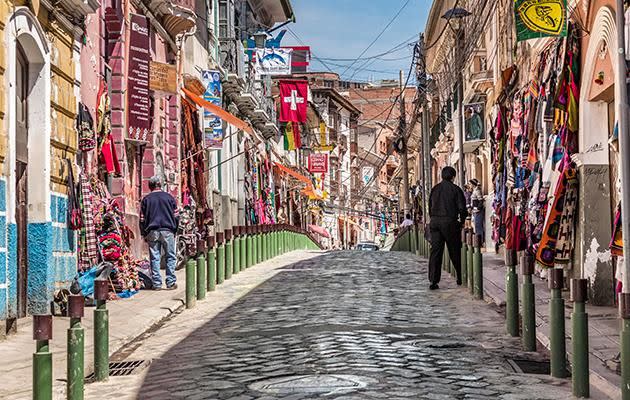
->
xmin=480 ymin=251 xmax=622 ymax=399
xmin=0 ymin=250 xmax=320 ymax=399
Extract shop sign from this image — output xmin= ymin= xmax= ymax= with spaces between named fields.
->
xmin=201 ymin=70 xmax=223 ymax=149
xmin=515 ymin=0 xmax=567 ymax=42
xmin=308 ymin=154 xmax=328 ymax=174
xmin=149 ymin=61 xmax=177 ymax=94
xmin=464 ymin=102 xmax=485 ymax=142
xmin=127 ymin=14 xmax=151 ymax=142
xmin=362 ymin=167 xmax=374 ymax=185
xmin=255 ymin=48 xmax=293 ymax=76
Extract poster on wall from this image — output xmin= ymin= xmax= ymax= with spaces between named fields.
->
xmin=127 ymin=13 xmax=151 ymax=142
xmin=255 ymin=48 xmax=293 ymax=76
xmin=201 ymin=70 xmax=223 ymax=149
xmin=464 ymin=103 xmax=485 ymax=142
xmin=514 ymin=0 xmax=567 ymax=42
xmin=308 ymin=154 xmax=328 ymax=173
xmin=362 ymin=167 xmax=374 ymax=185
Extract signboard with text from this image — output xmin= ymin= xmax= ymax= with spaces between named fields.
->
xmin=308 ymin=154 xmax=328 ymax=174
xmin=255 ymin=48 xmax=293 ymax=75
xmin=127 ymin=14 xmax=151 ymax=142
xmin=149 ymin=61 xmax=177 ymax=94
xmin=201 ymin=70 xmax=223 ymax=149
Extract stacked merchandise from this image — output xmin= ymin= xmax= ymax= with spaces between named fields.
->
xmin=491 ymin=25 xmax=581 ymax=271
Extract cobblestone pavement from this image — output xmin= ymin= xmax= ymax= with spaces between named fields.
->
xmin=85 ymin=251 xmax=575 ymax=400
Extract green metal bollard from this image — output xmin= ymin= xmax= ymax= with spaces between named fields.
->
xmin=94 ymin=280 xmax=109 ymax=381
xmin=467 ymin=232 xmax=474 ymax=295
xmin=271 ymin=228 xmax=277 ymax=258
xmin=460 ymin=230 xmax=467 ymax=289
xmin=257 ymin=226 xmax=263 ymax=263
xmin=239 ymin=226 xmax=247 ymax=268
xmin=252 ymin=226 xmax=259 ymax=265
xmin=233 ymin=227 xmax=241 ymax=274
xmin=505 ymin=250 xmax=519 ymax=337
xmin=520 ymin=254 xmax=537 ymax=352
xmin=216 ymin=232 xmax=225 ymax=284
xmin=196 ymin=245 xmax=206 ymax=301
xmin=67 ymin=295 xmax=84 ymax=400
xmin=473 ymin=235 xmax=483 ymax=300
xmin=262 ymin=226 xmax=269 ymax=261
xmin=414 ymin=225 xmax=421 ymax=256
xmin=572 ymin=279 xmax=590 ymax=398
xmin=207 ymin=236 xmax=216 ymax=292
xmin=246 ymin=227 xmax=253 ymax=268
xmin=186 ymin=258 xmax=196 ymax=308
xmin=33 ymin=315 xmax=53 ymax=400
xmin=225 ymin=229 xmax=233 ymax=280
xmin=549 ymin=268 xmax=567 ymax=378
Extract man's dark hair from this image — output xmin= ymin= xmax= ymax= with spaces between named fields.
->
xmin=441 ymin=166 xmax=457 ymax=181
xmin=405 ymin=213 xmax=411 ymax=219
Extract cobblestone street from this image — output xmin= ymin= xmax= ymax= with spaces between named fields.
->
xmin=85 ymin=251 xmax=574 ymax=399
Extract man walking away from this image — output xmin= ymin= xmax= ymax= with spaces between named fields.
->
xmin=428 ymin=167 xmax=467 ymax=290
xmin=141 ymin=176 xmax=179 ymax=290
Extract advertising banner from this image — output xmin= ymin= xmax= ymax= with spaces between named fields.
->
xmin=256 ymin=48 xmax=293 ymax=75
xmin=201 ymin=70 xmax=223 ymax=149
xmin=127 ymin=13 xmax=151 ymax=142
xmin=515 ymin=0 xmax=567 ymax=42
xmin=308 ymin=154 xmax=328 ymax=174
xmin=362 ymin=167 xmax=374 ymax=185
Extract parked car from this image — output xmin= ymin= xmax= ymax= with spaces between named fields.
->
xmin=355 ymin=242 xmax=379 ymax=251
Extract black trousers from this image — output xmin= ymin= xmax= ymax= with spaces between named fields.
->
xmin=428 ymin=220 xmax=463 ymax=285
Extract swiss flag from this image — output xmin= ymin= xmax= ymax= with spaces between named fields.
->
xmin=279 ymin=80 xmax=308 ymax=123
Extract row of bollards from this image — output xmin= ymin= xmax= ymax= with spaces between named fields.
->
xmin=32 ymin=225 xmax=319 ymax=400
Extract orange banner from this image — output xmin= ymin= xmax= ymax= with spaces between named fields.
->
xmin=181 ymin=87 xmax=254 ymax=135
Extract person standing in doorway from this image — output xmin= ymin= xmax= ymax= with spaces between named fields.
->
xmin=428 ymin=167 xmax=468 ymax=290
xmin=140 ymin=176 xmax=179 ymax=290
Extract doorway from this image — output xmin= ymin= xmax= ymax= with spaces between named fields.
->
xmin=16 ymin=45 xmax=28 ymax=318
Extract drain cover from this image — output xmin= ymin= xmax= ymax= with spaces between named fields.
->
xmin=507 ymin=359 xmax=551 ymax=375
xmin=394 ymin=339 xmax=470 ymax=349
xmin=250 ymin=374 xmax=376 ymax=394
xmin=86 ymin=360 xmax=148 ymax=380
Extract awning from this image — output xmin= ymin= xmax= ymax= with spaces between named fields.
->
xmin=308 ymin=224 xmax=330 ymax=238
xmin=339 ymin=216 xmax=364 ymax=230
xmin=273 ymin=162 xmax=311 ymax=184
xmin=181 ymin=87 xmax=254 ymax=135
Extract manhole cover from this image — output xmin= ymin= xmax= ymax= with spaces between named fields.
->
xmin=85 ymin=360 xmax=149 ymax=380
xmin=507 ymin=359 xmax=556 ymax=375
xmin=249 ymin=374 xmax=376 ymax=394
xmin=394 ymin=339 xmax=470 ymax=349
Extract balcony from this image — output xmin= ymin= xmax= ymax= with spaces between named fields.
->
xmin=146 ymin=0 xmax=196 ymax=37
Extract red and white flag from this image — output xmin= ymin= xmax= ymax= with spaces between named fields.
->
xmin=279 ymin=80 xmax=308 ymax=122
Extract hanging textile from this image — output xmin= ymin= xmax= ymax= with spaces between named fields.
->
xmin=76 ymin=102 xmax=96 ymax=151
xmin=77 ymin=173 xmax=99 ymax=271
xmin=611 ymin=205 xmax=623 ymax=257
xmin=96 ymin=80 xmax=122 ymax=176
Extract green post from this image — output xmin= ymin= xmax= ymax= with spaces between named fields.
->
xmin=207 ymin=237 xmax=216 ymax=292
xmin=549 ymin=269 xmax=567 ymax=378
xmin=473 ymin=235 xmax=483 ymax=300
xmin=67 ymin=295 xmax=84 ymax=400
xmin=460 ymin=230 xmax=468 ymax=289
xmin=186 ymin=258 xmax=196 ymax=308
xmin=33 ymin=315 xmax=53 ymax=400
xmin=225 ymin=229 xmax=233 ymax=280
xmin=505 ymin=250 xmax=519 ymax=337
xmin=94 ymin=280 xmax=109 ymax=381
xmin=252 ymin=226 xmax=259 ymax=265
xmin=467 ymin=233 xmax=474 ymax=295
xmin=239 ymin=226 xmax=247 ymax=268
xmin=196 ymin=249 xmax=206 ymax=301
xmin=257 ymin=226 xmax=263 ymax=263
xmin=272 ymin=228 xmax=277 ymax=258
xmin=217 ymin=232 xmax=225 ymax=284
xmin=246 ymin=227 xmax=253 ymax=268
xmin=262 ymin=226 xmax=268 ymax=261
xmin=233 ymin=227 xmax=241 ymax=274
xmin=572 ymin=279 xmax=590 ymax=398
xmin=521 ymin=254 xmax=536 ymax=352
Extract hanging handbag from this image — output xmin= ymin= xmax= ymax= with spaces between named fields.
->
xmin=66 ymin=159 xmax=83 ymax=230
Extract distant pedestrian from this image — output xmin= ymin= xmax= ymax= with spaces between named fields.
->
xmin=428 ymin=167 xmax=468 ymax=290
xmin=400 ymin=213 xmax=414 ymax=228
xmin=140 ymin=176 xmax=179 ymax=290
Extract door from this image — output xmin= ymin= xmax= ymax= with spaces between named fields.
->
xmin=16 ymin=46 xmax=28 ymax=318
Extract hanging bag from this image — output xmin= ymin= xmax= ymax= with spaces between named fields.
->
xmin=66 ymin=159 xmax=83 ymax=230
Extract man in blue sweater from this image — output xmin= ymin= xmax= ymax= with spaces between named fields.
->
xmin=140 ymin=176 xmax=179 ymax=290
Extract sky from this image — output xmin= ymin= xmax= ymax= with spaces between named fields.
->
xmin=282 ymin=0 xmax=432 ymax=83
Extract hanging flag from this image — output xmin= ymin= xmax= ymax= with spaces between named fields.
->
xmin=284 ymin=122 xmax=296 ymax=151
xmin=279 ymin=80 xmax=308 ymax=122
xmin=514 ymin=0 xmax=567 ymax=42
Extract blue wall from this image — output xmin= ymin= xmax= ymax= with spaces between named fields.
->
xmin=0 ymin=179 xmax=7 ymax=320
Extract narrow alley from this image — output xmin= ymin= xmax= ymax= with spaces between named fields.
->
xmin=82 ymin=250 xmax=573 ymax=400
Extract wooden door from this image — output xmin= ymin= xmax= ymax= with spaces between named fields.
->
xmin=16 ymin=46 xmax=28 ymax=318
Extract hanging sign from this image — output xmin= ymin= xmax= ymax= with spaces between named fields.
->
xmin=362 ymin=167 xmax=374 ymax=185
xmin=127 ymin=13 xmax=151 ymax=142
xmin=149 ymin=61 xmax=177 ymax=94
xmin=515 ymin=0 xmax=567 ymax=42
xmin=256 ymin=48 xmax=293 ymax=75
xmin=279 ymin=80 xmax=308 ymax=122
xmin=201 ymin=70 xmax=223 ymax=149
xmin=308 ymin=154 xmax=328 ymax=174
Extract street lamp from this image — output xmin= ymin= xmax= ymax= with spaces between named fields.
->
xmin=252 ymin=30 xmax=268 ymax=48
xmin=442 ymin=7 xmax=471 ymax=187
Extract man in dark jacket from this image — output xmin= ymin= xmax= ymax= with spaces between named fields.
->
xmin=140 ymin=176 xmax=179 ymax=290
xmin=428 ymin=167 xmax=467 ymax=290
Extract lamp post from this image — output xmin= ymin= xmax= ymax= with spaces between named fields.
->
xmin=442 ymin=7 xmax=471 ymax=186
xmin=252 ymin=30 xmax=268 ymax=48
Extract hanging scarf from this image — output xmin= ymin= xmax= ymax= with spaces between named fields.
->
xmin=78 ymin=173 xmax=99 ymax=271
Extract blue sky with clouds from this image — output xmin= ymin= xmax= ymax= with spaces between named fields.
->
xmin=282 ymin=0 xmax=431 ymax=83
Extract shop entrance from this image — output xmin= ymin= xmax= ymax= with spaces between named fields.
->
xmin=15 ymin=45 xmax=29 ymax=318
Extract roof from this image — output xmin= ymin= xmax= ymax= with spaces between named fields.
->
xmin=250 ymin=0 xmax=295 ymax=28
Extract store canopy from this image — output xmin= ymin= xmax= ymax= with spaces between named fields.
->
xmin=308 ymin=224 xmax=330 ymax=238
xmin=273 ymin=162 xmax=311 ymax=184
xmin=181 ymin=87 xmax=254 ymax=135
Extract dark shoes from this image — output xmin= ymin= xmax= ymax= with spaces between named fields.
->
xmin=457 ymin=279 xmax=463 ymax=286
xmin=429 ymin=284 xmax=439 ymax=290
xmin=164 ymin=284 xmax=178 ymax=291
